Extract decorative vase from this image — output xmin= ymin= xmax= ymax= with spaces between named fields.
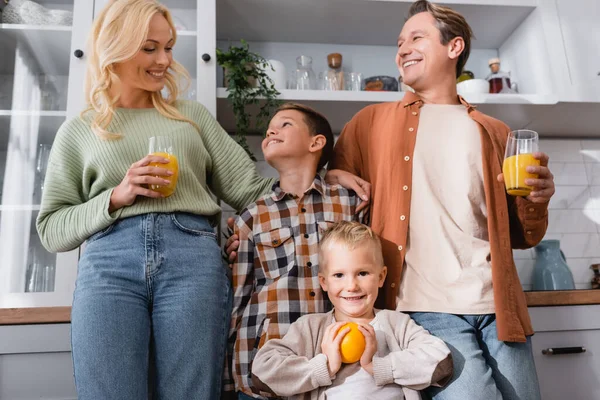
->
xmin=533 ymin=240 xmax=575 ymax=291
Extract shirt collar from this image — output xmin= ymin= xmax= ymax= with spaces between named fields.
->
xmin=402 ymin=91 xmax=477 ymax=112
xmin=270 ymin=174 xmax=326 ymax=202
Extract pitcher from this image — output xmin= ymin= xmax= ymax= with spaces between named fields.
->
xmin=533 ymin=240 xmax=575 ymax=290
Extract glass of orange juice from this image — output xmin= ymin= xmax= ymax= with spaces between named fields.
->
xmin=502 ymin=130 xmax=540 ymax=196
xmin=148 ymin=136 xmax=179 ymax=197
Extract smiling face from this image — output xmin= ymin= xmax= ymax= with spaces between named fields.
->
xmin=113 ymin=13 xmax=173 ymax=95
xmin=262 ymin=109 xmax=325 ymax=168
xmin=396 ymin=11 xmax=463 ymax=92
xmin=319 ymin=243 xmax=387 ymax=322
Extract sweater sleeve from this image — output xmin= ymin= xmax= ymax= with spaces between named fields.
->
xmin=252 ymin=316 xmax=332 ymax=397
xmin=36 ymin=119 xmax=123 ymax=253
xmin=372 ymin=312 xmax=453 ymax=390
xmin=187 ymin=102 xmax=275 ymax=211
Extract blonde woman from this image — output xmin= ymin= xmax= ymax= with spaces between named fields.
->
xmin=36 ymin=0 xmax=274 ymax=398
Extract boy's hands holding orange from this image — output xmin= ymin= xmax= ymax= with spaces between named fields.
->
xmin=357 ymin=323 xmax=378 ymax=376
xmin=321 ymin=322 xmax=350 ymax=378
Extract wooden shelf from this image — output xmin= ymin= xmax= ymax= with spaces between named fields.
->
xmin=217 ymin=0 xmax=536 ymax=49
xmin=0 ymin=24 xmax=72 ymax=76
xmin=0 ymin=307 xmax=71 ymax=325
xmin=526 ymin=290 xmax=600 ymax=307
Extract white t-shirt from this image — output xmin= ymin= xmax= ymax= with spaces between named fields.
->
xmin=324 ymin=314 xmax=405 ymax=400
xmin=396 ymin=104 xmax=495 ymax=315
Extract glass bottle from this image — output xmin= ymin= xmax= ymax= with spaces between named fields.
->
xmin=486 ymin=57 xmax=514 ymax=94
xmin=295 ymin=55 xmax=316 ymax=90
xmin=326 ymin=53 xmax=343 ymax=91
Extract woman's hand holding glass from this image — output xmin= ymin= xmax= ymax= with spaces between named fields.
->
xmin=108 ymin=155 xmax=173 ymax=212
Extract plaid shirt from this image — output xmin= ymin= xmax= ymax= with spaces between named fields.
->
xmin=226 ymin=175 xmax=362 ymax=398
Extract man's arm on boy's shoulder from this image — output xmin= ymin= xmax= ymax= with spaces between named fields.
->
xmin=371 ymin=312 xmax=453 ymax=390
xmin=252 ymin=317 xmax=333 ymax=397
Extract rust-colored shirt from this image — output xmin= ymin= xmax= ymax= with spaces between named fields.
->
xmin=331 ymin=92 xmax=549 ymax=342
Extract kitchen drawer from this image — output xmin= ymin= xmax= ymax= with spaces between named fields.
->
xmin=532 ymin=329 xmax=600 ymax=400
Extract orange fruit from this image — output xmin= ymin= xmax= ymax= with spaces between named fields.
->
xmin=337 ymin=322 xmax=366 ymax=363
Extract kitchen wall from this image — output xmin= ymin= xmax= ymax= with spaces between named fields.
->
xmin=516 ymin=139 xmax=600 ymax=290
xmin=221 ymin=137 xmax=600 ymax=291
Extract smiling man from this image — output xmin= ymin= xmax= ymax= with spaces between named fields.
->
xmin=327 ymin=1 xmax=555 ymax=399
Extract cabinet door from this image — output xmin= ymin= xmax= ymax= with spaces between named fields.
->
xmin=0 ymin=0 xmax=93 ymax=309
xmin=556 ymin=0 xmax=600 ymax=101
xmin=532 ymin=329 xmax=600 ymax=400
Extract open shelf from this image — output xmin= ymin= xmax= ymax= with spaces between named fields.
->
xmin=0 ymin=206 xmax=41 ymax=212
xmin=216 ymin=87 xmax=600 ymax=137
xmin=0 ymin=24 xmax=72 ymax=76
xmin=217 ymin=0 xmax=535 ymax=49
xmin=0 ymin=111 xmax=67 ymax=117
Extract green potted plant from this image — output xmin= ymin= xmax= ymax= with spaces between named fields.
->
xmin=216 ymin=40 xmax=282 ymax=161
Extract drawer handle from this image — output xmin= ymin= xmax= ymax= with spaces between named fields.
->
xmin=542 ymin=347 xmax=586 ymax=355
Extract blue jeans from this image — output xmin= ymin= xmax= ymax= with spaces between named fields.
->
xmin=71 ymin=213 xmax=232 ymax=400
xmin=409 ymin=313 xmax=541 ymax=400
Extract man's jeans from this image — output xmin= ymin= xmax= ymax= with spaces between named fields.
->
xmin=409 ymin=312 xmax=541 ymax=400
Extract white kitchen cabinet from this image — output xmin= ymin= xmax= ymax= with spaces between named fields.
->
xmin=529 ymin=305 xmax=600 ymax=400
xmin=213 ymin=0 xmax=600 ymax=136
xmin=554 ymin=0 xmax=600 ymax=102
xmin=0 ymin=1 xmax=93 ymax=310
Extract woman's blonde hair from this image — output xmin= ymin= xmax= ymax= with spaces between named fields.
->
xmin=83 ymin=0 xmax=197 ymax=139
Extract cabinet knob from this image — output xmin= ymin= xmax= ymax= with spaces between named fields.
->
xmin=542 ymin=346 xmax=586 ymax=355
xmin=201 ymin=53 xmax=211 ymax=62
xmin=74 ymin=49 xmax=84 ymax=58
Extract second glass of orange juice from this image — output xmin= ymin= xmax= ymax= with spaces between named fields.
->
xmin=148 ymin=136 xmax=179 ymax=197
xmin=502 ymin=130 xmax=540 ymax=197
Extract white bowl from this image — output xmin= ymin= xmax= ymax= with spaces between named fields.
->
xmin=457 ymin=79 xmax=489 ymax=95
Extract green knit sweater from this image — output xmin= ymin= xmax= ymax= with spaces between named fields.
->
xmin=36 ymin=100 xmax=273 ymax=253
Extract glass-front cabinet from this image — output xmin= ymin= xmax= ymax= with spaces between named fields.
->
xmin=0 ymin=0 xmax=212 ymax=319
xmin=0 ymin=0 xmax=93 ymax=313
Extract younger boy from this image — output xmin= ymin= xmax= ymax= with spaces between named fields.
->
xmin=252 ymin=221 xmax=453 ymax=400
xmin=227 ymin=103 xmax=363 ymax=399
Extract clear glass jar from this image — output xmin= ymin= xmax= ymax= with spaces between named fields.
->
xmin=294 ymin=55 xmax=316 ymax=90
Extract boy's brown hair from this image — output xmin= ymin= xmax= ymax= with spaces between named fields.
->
xmin=274 ymin=102 xmax=334 ymax=171
xmin=408 ymin=0 xmax=474 ymax=78
xmin=318 ymin=221 xmax=384 ymax=271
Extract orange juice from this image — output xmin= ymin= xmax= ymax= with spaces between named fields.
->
xmin=149 ymin=152 xmax=179 ymax=197
xmin=502 ymin=153 xmax=540 ymax=196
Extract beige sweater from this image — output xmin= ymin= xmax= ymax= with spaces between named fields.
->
xmin=252 ymin=310 xmax=452 ymax=400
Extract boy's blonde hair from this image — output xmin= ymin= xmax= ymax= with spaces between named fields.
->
xmin=318 ymin=221 xmax=384 ymax=271
xmin=83 ymin=0 xmax=198 ymax=139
